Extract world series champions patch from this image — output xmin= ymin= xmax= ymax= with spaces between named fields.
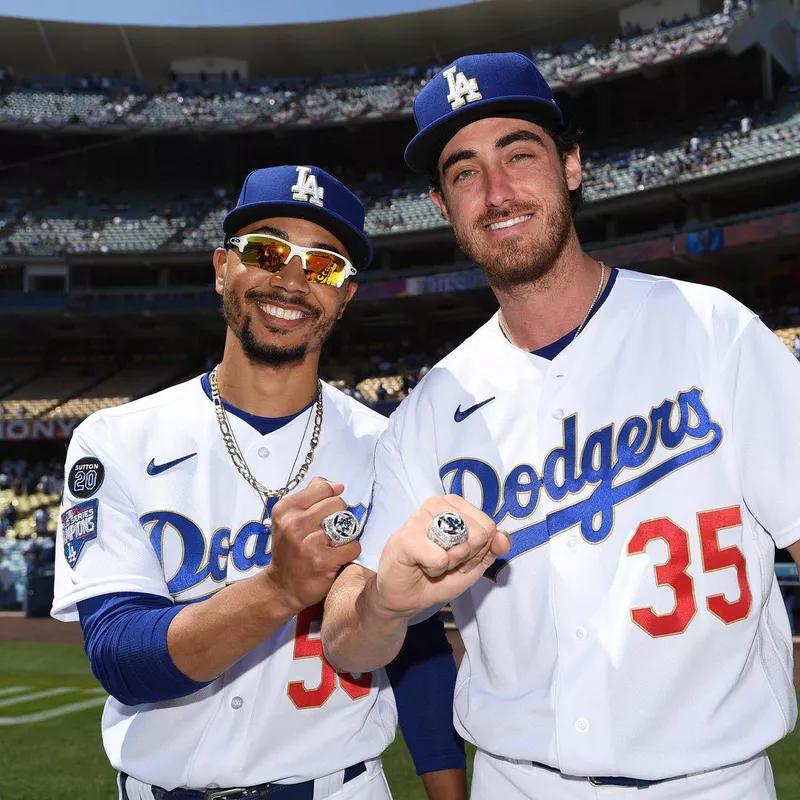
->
xmin=68 ymin=457 xmax=105 ymax=499
xmin=62 ymin=499 xmax=99 ymax=568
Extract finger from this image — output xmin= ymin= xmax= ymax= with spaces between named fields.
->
xmin=442 ymin=494 xmax=496 ymax=531
xmin=457 ymin=536 xmax=496 ymax=574
xmin=439 ymin=498 xmax=495 ymax=561
xmin=309 ymin=476 xmax=344 ymax=492
xmin=303 ymin=496 xmax=349 ymax=531
xmin=403 ymin=537 xmax=452 ymax=578
xmin=460 ymin=546 xmax=504 ymax=581
xmin=458 ymin=528 xmax=511 ymax=574
xmin=328 ymin=539 xmax=361 ymax=566
xmin=426 ymin=498 xmax=498 ymax=574
xmin=420 ymin=494 xmax=491 ymax=537
xmin=306 ymin=530 xmax=361 ymax=567
xmin=287 ymin=478 xmax=344 ymax=511
xmin=413 ymin=499 xmax=491 ymax=573
xmin=490 ymin=530 xmax=512 ymax=557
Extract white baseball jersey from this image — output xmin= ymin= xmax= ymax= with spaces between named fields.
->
xmin=359 ymin=269 xmax=799 ymax=780
xmin=52 ymin=376 xmax=397 ymax=791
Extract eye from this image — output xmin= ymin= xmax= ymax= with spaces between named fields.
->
xmin=510 ymin=152 xmax=532 ymax=163
xmin=453 ymin=168 xmax=475 ymax=183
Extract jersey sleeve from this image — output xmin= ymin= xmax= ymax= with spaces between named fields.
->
xmin=357 ymin=398 xmax=441 ymax=574
xmin=723 ymin=317 xmax=800 ymax=549
xmin=52 ymin=425 xmax=172 ymax=622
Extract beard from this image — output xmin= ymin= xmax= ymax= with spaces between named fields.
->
xmin=452 ymin=175 xmax=573 ymax=293
xmin=222 ymin=287 xmax=338 ymax=367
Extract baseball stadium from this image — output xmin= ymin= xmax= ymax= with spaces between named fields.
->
xmin=1 ymin=0 xmax=800 ymax=797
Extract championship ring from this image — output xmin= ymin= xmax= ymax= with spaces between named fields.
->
xmin=427 ymin=511 xmax=468 ymax=550
xmin=322 ymin=510 xmax=360 ymax=547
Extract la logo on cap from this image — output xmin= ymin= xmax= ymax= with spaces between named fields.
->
xmin=443 ymin=65 xmax=482 ymax=110
xmin=291 ymin=166 xmax=324 ymax=206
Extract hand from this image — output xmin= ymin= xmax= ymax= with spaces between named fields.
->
xmin=373 ymin=495 xmax=510 ymax=620
xmin=264 ymin=477 xmax=361 ymax=615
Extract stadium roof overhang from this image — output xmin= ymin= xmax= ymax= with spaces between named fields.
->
xmin=0 ymin=0 xmax=634 ymax=81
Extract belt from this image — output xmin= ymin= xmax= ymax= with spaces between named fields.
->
xmin=588 ymin=776 xmax=669 ymax=788
xmin=527 ymin=760 xmax=674 ymax=789
xmin=121 ymin=763 xmax=366 ymax=800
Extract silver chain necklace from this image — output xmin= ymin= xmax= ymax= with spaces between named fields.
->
xmin=499 ymin=261 xmax=606 ymax=349
xmin=209 ymin=365 xmax=323 ymax=521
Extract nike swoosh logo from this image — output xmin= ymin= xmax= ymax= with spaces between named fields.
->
xmin=147 ymin=453 xmax=197 ymax=476
xmin=454 ymin=397 xmax=495 ymax=423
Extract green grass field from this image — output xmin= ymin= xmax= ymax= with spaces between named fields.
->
xmin=0 ymin=641 xmax=797 ymax=799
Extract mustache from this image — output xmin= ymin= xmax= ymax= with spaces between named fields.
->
xmin=245 ymin=291 xmax=319 ymax=317
xmin=475 ymin=203 xmax=538 ymax=230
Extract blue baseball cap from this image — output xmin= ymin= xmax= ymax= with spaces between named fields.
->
xmin=223 ymin=165 xmax=373 ymax=269
xmin=405 ymin=52 xmax=564 ymax=174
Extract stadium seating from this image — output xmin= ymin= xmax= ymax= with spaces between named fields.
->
xmin=1 ymin=320 xmax=797 ymax=427
xmin=172 ymin=206 xmax=226 ymax=252
xmin=7 ymin=194 xmax=207 ymax=256
xmin=0 ymin=10 xmax=744 ymax=132
xmin=0 ymin=88 xmax=143 ymax=128
xmin=0 ymin=489 xmax=60 ymax=537
xmin=774 ymin=326 xmax=800 ymax=350
xmin=2 ymin=99 xmax=796 ymax=254
xmin=355 ymin=375 xmax=405 ymax=404
xmin=0 ymin=360 xmax=42 ymax=399
xmin=1 ymin=359 xmax=115 ymax=417
xmin=46 ymin=358 xmax=186 ymax=419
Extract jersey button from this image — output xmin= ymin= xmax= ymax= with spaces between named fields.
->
xmin=575 ymin=718 xmax=590 ymax=733
xmin=575 ymin=627 xmax=587 ymax=641
xmin=257 ymin=447 xmax=269 ymax=458
xmin=566 ymin=534 xmax=578 ymax=548
xmin=552 ymin=408 xmax=565 ymax=420
xmin=231 ymin=696 xmax=243 ymax=710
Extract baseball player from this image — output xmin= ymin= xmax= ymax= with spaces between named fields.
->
xmin=51 ymin=166 xmax=466 ymax=800
xmin=322 ymin=54 xmax=800 ymax=799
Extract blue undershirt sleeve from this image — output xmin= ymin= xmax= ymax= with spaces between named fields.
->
xmin=77 ymin=592 xmax=211 ymax=706
xmin=386 ymin=611 xmax=466 ymax=775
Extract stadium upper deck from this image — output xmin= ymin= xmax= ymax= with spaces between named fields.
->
xmin=0 ymin=0 xmax=669 ymax=82
xmin=0 ymin=8 xmax=746 ymax=134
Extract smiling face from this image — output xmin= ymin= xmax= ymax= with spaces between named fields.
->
xmin=213 ymin=216 xmax=357 ymax=367
xmin=431 ymin=117 xmax=582 ymax=291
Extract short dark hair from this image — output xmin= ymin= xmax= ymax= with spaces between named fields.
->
xmin=428 ymin=124 xmax=584 ymax=217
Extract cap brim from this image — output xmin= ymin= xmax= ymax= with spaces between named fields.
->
xmin=223 ymin=201 xmax=373 ymax=270
xmin=404 ymin=96 xmax=564 ymax=174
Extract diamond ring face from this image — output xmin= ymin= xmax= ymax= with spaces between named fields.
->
xmin=427 ymin=511 xmax=468 ymax=550
xmin=322 ymin=510 xmax=360 ymax=546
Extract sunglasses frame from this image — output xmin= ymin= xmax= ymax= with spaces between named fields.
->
xmin=226 ymin=233 xmax=357 ymax=288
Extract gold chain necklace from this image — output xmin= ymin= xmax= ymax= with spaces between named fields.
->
xmin=499 ymin=261 xmax=606 ymax=349
xmin=209 ymin=365 xmax=323 ymax=522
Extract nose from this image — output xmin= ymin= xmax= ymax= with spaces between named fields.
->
xmin=483 ymin=165 xmax=515 ymax=209
xmin=267 ymin=254 xmax=311 ymax=294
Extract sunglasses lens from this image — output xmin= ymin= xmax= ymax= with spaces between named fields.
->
xmin=240 ymin=237 xmax=291 ymax=271
xmin=236 ymin=235 xmax=350 ymax=287
xmin=304 ymin=251 xmax=348 ymax=286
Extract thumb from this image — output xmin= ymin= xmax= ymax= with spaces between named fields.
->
xmin=308 ymin=476 xmax=345 ymax=495
xmin=490 ymin=530 xmax=512 ymax=557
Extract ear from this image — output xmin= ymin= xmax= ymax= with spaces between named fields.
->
xmin=212 ymin=248 xmax=228 ymax=296
xmin=429 ymin=187 xmax=451 ymax=223
xmin=564 ymin=144 xmax=582 ymax=192
xmin=336 ymin=280 xmax=358 ymax=319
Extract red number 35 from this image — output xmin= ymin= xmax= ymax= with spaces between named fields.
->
xmin=287 ymin=602 xmax=372 ymax=709
xmin=627 ymin=505 xmax=753 ymax=637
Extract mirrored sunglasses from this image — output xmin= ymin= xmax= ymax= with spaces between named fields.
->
xmin=227 ymin=233 xmax=357 ymax=288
